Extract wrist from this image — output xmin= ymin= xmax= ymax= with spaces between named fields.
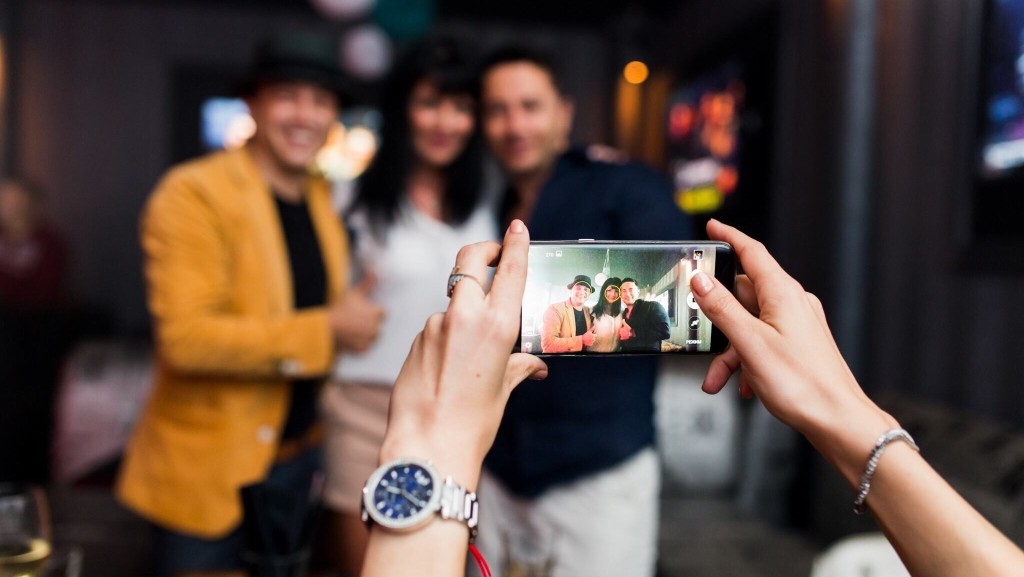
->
xmin=802 ymin=395 xmax=900 ymax=487
xmin=378 ymin=435 xmax=484 ymax=491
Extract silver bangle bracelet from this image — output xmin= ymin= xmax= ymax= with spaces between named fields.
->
xmin=853 ymin=427 xmax=920 ymax=515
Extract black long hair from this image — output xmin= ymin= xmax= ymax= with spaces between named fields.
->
xmin=591 ymin=277 xmax=623 ymax=319
xmin=352 ymin=36 xmax=483 ymax=236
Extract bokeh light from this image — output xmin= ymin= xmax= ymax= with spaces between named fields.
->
xmin=623 ymin=60 xmax=649 ymax=85
xmin=310 ymin=0 xmax=376 ymax=20
xmin=341 ymin=24 xmax=393 ymax=80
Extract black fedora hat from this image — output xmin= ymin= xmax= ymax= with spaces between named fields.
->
xmin=566 ymin=275 xmax=593 ymax=291
xmin=235 ymin=31 xmax=353 ymax=104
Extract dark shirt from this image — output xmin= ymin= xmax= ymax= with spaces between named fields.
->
xmin=486 ymin=148 xmax=692 ymax=497
xmin=573 ymin=307 xmax=588 ymax=336
xmin=274 ymin=194 xmax=327 ymax=442
xmin=621 ymin=300 xmax=671 ymax=352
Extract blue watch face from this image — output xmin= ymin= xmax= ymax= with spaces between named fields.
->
xmin=372 ymin=463 xmax=435 ymax=521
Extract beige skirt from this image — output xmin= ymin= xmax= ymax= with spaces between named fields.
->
xmin=320 ymin=381 xmax=392 ymax=513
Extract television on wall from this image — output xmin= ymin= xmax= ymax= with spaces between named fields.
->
xmin=972 ymin=0 xmax=1024 ymax=252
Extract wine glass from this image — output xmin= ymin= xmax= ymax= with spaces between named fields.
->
xmin=0 ymin=485 xmax=51 ymax=577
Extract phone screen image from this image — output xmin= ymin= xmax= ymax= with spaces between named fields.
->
xmin=518 ymin=241 xmax=734 ymax=355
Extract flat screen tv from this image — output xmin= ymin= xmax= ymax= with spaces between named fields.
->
xmin=973 ymin=0 xmax=1024 ymax=248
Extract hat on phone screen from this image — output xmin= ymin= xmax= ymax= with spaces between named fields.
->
xmin=234 ymin=31 xmax=353 ymax=105
xmin=567 ymin=275 xmax=594 ymax=291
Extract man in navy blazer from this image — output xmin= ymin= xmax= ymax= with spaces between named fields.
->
xmin=618 ymin=278 xmax=670 ymax=352
xmin=476 ymin=43 xmax=692 ymax=577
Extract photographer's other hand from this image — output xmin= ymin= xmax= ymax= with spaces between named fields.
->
xmin=689 ymin=219 xmax=893 ymax=463
xmin=329 ymin=274 xmax=385 ymax=353
xmin=689 ymin=219 xmax=1024 ymax=577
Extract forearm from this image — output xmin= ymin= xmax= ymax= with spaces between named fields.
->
xmin=362 ymin=521 xmax=470 ymax=577
xmin=155 ymin=307 xmax=334 ymax=378
xmin=868 ymin=446 xmax=1024 ymax=576
xmin=807 ymin=403 xmax=1024 ymax=577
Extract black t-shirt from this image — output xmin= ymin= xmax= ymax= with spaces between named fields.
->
xmin=274 ymin=193 xmax=327 ymax=441
xmin=573 ymin=307 xmax=587 ymax=336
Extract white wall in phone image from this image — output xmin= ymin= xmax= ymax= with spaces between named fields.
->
xmin=644 ymin=245 xmax=716 ymax=352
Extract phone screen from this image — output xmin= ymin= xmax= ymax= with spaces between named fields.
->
xmin=518 ymin=240 xmax=735 ymax=355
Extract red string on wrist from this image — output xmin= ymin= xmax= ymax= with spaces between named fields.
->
xmin=469 ymin=544 xmax=491 ymax=577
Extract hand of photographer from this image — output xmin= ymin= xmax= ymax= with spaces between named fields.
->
xmin=361 ymin=220 xmax=548 ymax=577
xmin=690 ymin=219 xmax=1024 ymax=577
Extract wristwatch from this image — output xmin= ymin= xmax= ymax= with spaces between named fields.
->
xmin=361 ymin=458 xmax=479 ymax=541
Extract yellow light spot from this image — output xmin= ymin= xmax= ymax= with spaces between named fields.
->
xmin=623 ymin=61 xmax=649 ymax=85
xmin=675 ymin=187 xmax=724 ymax=214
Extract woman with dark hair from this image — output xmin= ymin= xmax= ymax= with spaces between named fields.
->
xmin=587 ymin=276 xmax=624 ymax=352
xmin=319 ymin=36 xmax=496 ymax=574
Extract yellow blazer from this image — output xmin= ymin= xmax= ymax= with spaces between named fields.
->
xmin=541 ymin=300 xmax=593 ymax=353
xmin=116 ymin=147 xmax=348 ymax=538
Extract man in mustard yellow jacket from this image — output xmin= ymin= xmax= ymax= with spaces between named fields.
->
xmin=116 ymin=32 xmax=384 ymax=576
xmin=540 ymin=274 xmax=595 ymax=353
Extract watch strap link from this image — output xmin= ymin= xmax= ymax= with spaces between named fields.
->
xmin=440 ymin=476 xmax=479 ymax=541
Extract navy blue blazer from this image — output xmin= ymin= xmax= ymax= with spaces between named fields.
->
xmin=486 ymin=148 xmax=692 ymax=497
xmin=620 ymin=300 xmax=670 ymax=352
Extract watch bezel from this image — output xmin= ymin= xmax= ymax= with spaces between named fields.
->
xmin=362 ymin=457 xmax=443 ymax=531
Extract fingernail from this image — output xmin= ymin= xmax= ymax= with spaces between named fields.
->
xmin=691 ymin=271 xmax=713 ymax=296
xmin=510 ymin=219 xmax=525 ymax=233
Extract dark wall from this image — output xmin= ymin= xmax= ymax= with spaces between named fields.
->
xmin=661 ymin=0 xmax=1024 ymax=426
xmin=869 ymin=0 xmax=1024 ymax=424
xmin=11 ymin=0 xmax=611 ymax=334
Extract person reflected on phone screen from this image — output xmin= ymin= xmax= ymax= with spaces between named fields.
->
xmin=618 ymin=278 xmax=670 ymax=352
xmin=586 ymin=276 xmax=623 ymax=353
xmin=540 ymin=274 xmax=594 ymax=353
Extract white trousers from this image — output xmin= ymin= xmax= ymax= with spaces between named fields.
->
xmin=472 ymin=448 xmax=660 ymax=577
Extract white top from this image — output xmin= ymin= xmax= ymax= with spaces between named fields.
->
xmin=332 ymin=200 xmax=498 ymax=385
xmin=588 ymin=312 xmax=623 ymax=352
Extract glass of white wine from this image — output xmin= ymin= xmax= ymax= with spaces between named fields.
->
xmin=0 ymin=485 xmax=51 ymax=577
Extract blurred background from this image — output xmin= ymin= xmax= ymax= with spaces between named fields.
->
xmin=2 ymin=0 xmax=1024 ymax=575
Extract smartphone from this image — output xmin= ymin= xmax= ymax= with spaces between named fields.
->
xmin=515 ymin=240 xmax=735 ymax=355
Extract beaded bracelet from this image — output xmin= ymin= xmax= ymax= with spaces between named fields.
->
xmin=853 ymin=428 xmax=919 ymax=515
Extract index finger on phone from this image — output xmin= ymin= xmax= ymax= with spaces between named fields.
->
xmin=706 ymin=219 xmax=793 ymax=294
xmin=690 ymin=271 xmax=759 ymax=352
xmin=450 ymin=241 xmax=501 ymax=302
xmin=487 ymin=220 xmax=530 ymax=313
